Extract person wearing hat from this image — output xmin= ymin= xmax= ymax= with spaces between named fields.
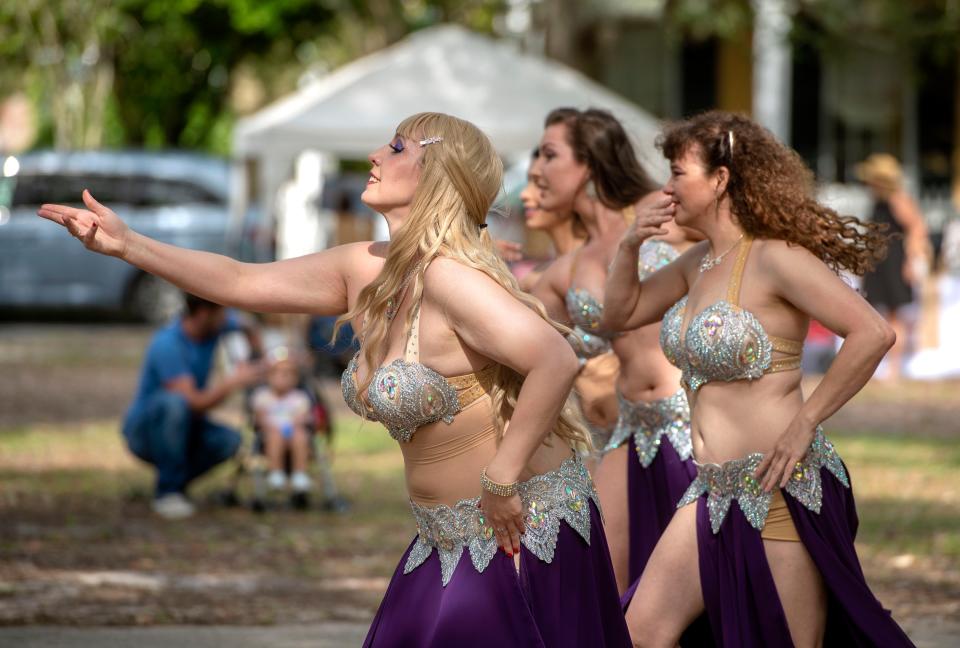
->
xmin=855 ymin=153 xmax=930 ymax=379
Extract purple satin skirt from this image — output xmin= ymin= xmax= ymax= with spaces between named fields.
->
xmin=623 ymin=437 xmax=714 ymax=646
xmin=696 ymin=466 xmax=913 ymax=647
xmin=626 ymin=436 xmax=699 ymax=582
xmin=363 ymin=501 xmax=631 ymax=648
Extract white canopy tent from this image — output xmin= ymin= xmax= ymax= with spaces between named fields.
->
xmin=232 ymin=24 xmax=667 ymax=254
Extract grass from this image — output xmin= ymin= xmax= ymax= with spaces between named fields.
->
xmin=831 ymin=432 xmax=960 ymax=568
xmin=1 ymin=406 xmax=958 ymax=626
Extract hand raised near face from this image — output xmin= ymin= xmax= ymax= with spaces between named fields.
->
xmin=37 ymin=190 xmax=131 ymax=259
xmin=621 ymin=193 xmax=675 ymax=250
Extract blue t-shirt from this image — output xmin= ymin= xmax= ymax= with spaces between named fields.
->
xmin=125 ymin=313 xmax=240 ymax=423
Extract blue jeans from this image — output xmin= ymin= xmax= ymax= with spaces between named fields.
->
xmin=123 ymin=392 xmax=241 ymax=497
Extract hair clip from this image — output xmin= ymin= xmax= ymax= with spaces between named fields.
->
xmin=727 ymin=130 xmax=735 ymax=157
xmin=419 ymin=136 xmax=443 ymax=146
xmin=478 ymin=223 xmax=488 ymax=230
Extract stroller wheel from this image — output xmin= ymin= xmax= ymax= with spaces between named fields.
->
xmin=218 ymin=490 xmax=241 ymax=507
xmin=322 ymin=495 xmax=351 ymax=514
xmin=290 ymin=491 xmax=310 ymax=511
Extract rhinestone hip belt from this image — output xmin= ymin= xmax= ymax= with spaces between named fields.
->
xmin=604 ymin=388 xmax=692 ymax=467
xmin=677 ymin=428 xmax=849 ymax=534
xmin=404 ymin=454 xmax=600 ymax=586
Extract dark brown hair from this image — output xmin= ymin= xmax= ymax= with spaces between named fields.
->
xmin=659 ymin=110 xmax=888 ymax=275
xmin=545 ymin=107 xmax=658 ymax=209
xmin=184 ymin=292 xmax=222 ymax=315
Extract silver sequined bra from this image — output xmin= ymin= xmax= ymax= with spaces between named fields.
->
xmin=604 ymin=388 xmax=692 ymax=467
xmin=565 ymin=289 xmax=614 ymax=359
xmin=677 ymin=428 xmax=849 ymax=533
xmin=404 ymin=454 xmax=600 ymax=586
xmin=565 ymin=240 xmax=678 ymax=360
xmin=638 ymin=239 xmax=680 ymax=281
xmin=659 ymin=238 xmax=803 ymax=392
xmin=340 ymin=301 xmax=497 ymax=443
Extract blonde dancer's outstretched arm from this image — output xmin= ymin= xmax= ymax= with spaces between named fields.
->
xmin=38 ymin=190 xmax=361 ymax=315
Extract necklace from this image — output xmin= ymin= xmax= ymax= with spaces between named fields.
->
xmin=699 ymin=235 xmax=744 ymax=273
xmin=384 ymin=262 xmax=421 ymax=321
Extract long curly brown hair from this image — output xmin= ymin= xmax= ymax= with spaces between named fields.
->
xmin=659 ymin=111 xmax=888 ymax=275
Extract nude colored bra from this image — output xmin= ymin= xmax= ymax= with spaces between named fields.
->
xmin=340 ymin=299 xmax=497 ymax=443
xmin=566 ymin=240 xmax=679 ymax=359
xmin=659 ymin=237 xmax=803 ymax=392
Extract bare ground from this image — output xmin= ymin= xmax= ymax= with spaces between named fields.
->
xmin=1 ymin=323 xmax=958 ymax=645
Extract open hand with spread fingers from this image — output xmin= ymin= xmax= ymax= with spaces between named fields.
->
xmin=621 ymin=192 xmax=675 ymax=250
xmin=36 ymin=189 xmax=131 ymax=259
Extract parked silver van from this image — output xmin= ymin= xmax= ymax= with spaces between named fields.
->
xmin=0 ymin=150 xmax=265 ymax=322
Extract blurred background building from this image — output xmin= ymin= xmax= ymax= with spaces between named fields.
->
xmin=1 ymin=0 xmax=959 ymax=375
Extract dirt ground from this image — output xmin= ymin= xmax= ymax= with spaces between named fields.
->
xmin=1 ymin=323 xmax=958 ymax=645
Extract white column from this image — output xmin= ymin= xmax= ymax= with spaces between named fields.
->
xmin=751 ymin=0 xmax=793 ymax=143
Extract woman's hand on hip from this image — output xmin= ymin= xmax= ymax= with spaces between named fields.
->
xmin=479 ymin=489 xmax=524 ymax=557
xmin=754 ymin=417 xmax=818 ymax=492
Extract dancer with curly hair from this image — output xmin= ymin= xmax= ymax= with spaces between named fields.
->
xmin=38 ymin=112 xmax=630 ymax=648
xmin=531 ymin=109 xmax=707 ymax=613
xmin=605 ymin=110 xmax=912 ymax=647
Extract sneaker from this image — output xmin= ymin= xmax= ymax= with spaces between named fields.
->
xmin=151 ymin=493 xmax=195 ymax=520
xmin=267 ymin=470 xmax=287 ymax=491
xmin=290 ymin=471 xmax=312 ymax=493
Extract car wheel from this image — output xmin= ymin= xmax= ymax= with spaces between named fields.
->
xmin=127 ymin=273 xmax=183 ymax=324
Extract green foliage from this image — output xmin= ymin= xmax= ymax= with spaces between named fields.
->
xmin=2 ymin=0 xmax=506 ymax=152
xmin=667 ymin=0 xmax=753 ymax=41
xmin=667 ymin=0 xmax=960 ymax=61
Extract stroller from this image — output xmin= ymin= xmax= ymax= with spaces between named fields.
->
xmin=221 ymin=332 xmax=348 ymax=513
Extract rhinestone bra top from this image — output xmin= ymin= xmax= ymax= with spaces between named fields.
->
xmin=677 ymin=427 xmax=849 ymax=533
xmin=404 ymin=454 xmax=599 ymax=586
xmin=565 ymin=288 xmax=614 ymax=359
xmin=637 ymin=239 xmax=680 ymax=281
xmin=566 ymin=240 xmax=679 ymax=359
xmin=605 ymin=388 xmax=692 ymax=467
xmin=659 ymin=237 xmax=803 ymax=392
xmin=341 ymin=300 xmax=497 ymax=443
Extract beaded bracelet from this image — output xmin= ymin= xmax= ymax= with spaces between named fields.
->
xmin=480 ymin=467 xmax=518 ymax=497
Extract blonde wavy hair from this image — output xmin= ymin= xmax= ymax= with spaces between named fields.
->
xmin=336 ymin=112 xmax=591 ymax=451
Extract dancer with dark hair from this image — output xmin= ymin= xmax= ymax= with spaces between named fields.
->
xmin=531 ymin=108 xmax=702 ymax=599
xmin=38 ymin=112 xmax=630 ymax=648
xmin=517 ymin=147 xmax=586 ymax=292
xmin=605 ymin=111 xmax=912 ymax=647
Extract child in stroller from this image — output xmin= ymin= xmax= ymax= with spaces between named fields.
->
xmin=251 ymin=348 xmax=313 ymax=494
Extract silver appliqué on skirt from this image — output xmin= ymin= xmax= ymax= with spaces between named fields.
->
xmin=604 ymin=389 xmax=692 ymax=467
xmin=677 ymin=427 xmax=849 ymax=534
xmin=403 ymin=454 xmax=600 ymax=586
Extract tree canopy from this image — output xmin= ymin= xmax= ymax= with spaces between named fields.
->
xmin=1 ymin=0 xmax=506 ymax=153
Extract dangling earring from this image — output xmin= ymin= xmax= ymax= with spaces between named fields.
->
xmin=585 ymin=180 xmax=597 ymax=200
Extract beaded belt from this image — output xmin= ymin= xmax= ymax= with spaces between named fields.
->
xmin=604 ymin=388 xmax=692 ymax=467
xmin=404 ymin=454 xmax=599 ymax=586
xmin=677 ymin=428 xmax=849 ymax=534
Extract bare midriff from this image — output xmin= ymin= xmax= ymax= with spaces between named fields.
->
xmin=688 ymin=365 xmax=805 ymax=464
xmin=401 ymin=394 xmax=574 ymax=507
xmin=613 ymin=324 xmax=683 ymax=403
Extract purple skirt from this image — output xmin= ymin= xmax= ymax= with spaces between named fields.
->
xmin=626 ymin=436 xmax=699 ymax=582
xmin=623 ymin=438 xmax=715 ymax=646
xmin=363 ymin=501 xmax=631 ymax=648
xmin=697 ymin=466 xmax=914 ymax=647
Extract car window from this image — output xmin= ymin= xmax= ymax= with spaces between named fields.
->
xmin=10 ymin=174 xmax=222 ymax=209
